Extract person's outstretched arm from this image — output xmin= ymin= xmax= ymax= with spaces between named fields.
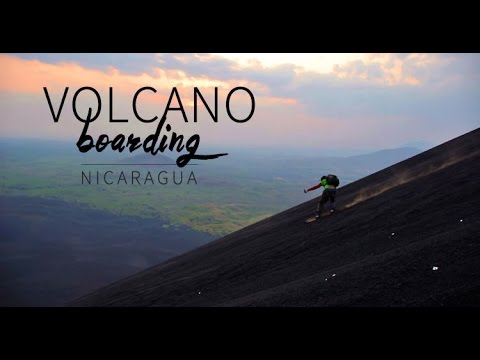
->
xmin=304 ymin=183 xmax=322 ymax=193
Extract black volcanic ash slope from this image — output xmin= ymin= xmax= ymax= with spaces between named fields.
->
xmin=71 ymin=128 xmax=480 ymax=306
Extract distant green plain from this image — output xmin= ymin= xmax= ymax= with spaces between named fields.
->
xmin=0 ymin=153 xmax=311 ymax=237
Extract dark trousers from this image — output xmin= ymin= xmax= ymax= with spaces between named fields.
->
xmin=317 ymin=188 xmax=336 ymax=215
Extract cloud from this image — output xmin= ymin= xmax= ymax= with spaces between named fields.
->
xmin=0 ymin=54 xmax=299 ymax=144
xmin=1 ymin=53 xmax=479 ymax=150
xmin=0 ymin=54 xmax=233 ymax=96
xmin=155 ymin=53 xmax=480 ymax=129
xmin=14 ymin=53 xmax=160 ymax=75
xmin=296 ymin=54 xmax=480 ymax=121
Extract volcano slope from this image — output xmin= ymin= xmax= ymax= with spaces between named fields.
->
xmin=71 ymin=128 xmax=480 ymax=306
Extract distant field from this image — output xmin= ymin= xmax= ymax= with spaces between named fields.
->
xmin=0 ymin=154 xmax=304 ymax=236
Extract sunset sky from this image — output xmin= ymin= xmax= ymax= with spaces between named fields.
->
xmin=0 ymin=53 xmax=478 ymax=153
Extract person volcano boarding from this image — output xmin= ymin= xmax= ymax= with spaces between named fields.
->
xmin=304 ymin=174 xmax=340 ymax=221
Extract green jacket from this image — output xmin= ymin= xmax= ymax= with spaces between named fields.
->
xmin=321 ymin=178 xmax=335 ymax=189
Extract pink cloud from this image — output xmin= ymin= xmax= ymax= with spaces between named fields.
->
xmin=0 ymin=54 xmax=294 ymax=106
xmin=0 ymin=54 xmax=302 ymax=143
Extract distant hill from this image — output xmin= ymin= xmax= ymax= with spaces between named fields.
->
xmin=339 ymin=147 xmax=421 ymax=173
xmin=72 ymin=128 xmax=480 ymax=306
xmin=401 ymin=140 xmax=434 ymax=151
xmin=119 ymin=153 xmax=175 ymax=164
xmin=252 ymin=147 xmax=423 ymax=183
xmin=347 ymin=147 xmax=420 ymax=163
